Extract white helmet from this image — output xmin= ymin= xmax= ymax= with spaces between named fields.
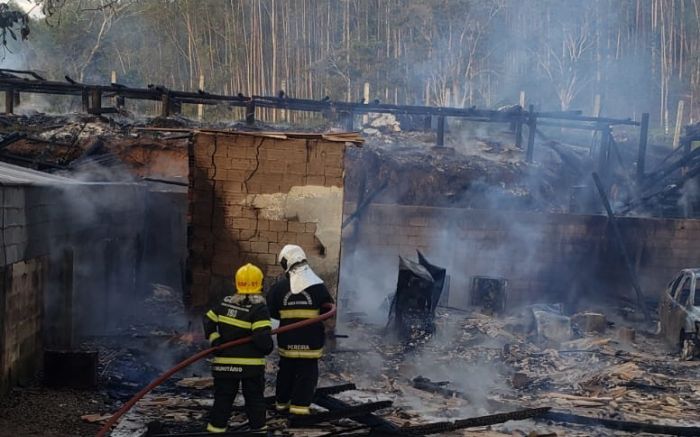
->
xmin=278 ymin=244 xmax=307 ymax=272
xmin=278 ymin=244 xmax=323 ymax=293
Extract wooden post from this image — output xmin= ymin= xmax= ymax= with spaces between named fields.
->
xmin=519 ymin=91 xmax=525 ymax=108
xmin=343 ymin=111 xmax=354 ymax=131
xmin=515 ymin=119 xmax=523 ymax=149
xmin=637 ymin=113 xmax=649 ymax=183
xmin=437 ymin=116 xmax=445 ymax=147
xmin=673 ymin=100 xmax=685 ymax=149
xmin=362 ymin=82 xmax=370 ymax=124
xmin=526 ymin=104 xmax=536 ymax=162
xmin=81 ymin=89 xmax=90 ymax=113
xmin=161 ymin=93 xmax=170 ymax=117
xmin=4 ymin=89 xmax=13 ymax=114
xmin=89 ymin=88 xmax=102 ymax=114
xmin=598 ymin=125 xmax=611 ymax=179
xmin=424 ymin=116 xmax=432 ymax=132
xmin=245 ymin=99 xmax=256 ymax=125
xmin=280 ymin=79 xmax=287 ymax=122
xmin=197 ymin=74 xmax=205 ymax=121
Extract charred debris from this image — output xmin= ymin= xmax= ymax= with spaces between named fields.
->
xmin=0 ymin=70 xmax=700 ymax=437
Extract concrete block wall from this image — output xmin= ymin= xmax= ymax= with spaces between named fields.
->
xmin=0 ymin=182 xmax=147 ymax=394
xmin=0 ymin=258 xmax=46 ymax=391
xmin=342 ymin=203 xmax=700 ymax=310
xmin=188 ymin=131 xmax=350 ymax=308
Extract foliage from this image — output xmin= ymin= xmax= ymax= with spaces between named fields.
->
xmin=6 ymin=0 xmax=700 ymax=127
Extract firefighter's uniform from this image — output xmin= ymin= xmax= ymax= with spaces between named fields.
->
xmin=267 ymin=245 xmax=334 ymax=416
xmin=203 ymin=263 xmax=273 ymax=433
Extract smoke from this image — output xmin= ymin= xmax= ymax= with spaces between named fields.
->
xmin=678 ymin=179 xmax=700 ymax=217
xmin=40 ymin=160 xmax=187 ymax=345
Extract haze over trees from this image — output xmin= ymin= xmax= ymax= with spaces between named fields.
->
xmin=2 ymin=0 xmax=700 ymax=129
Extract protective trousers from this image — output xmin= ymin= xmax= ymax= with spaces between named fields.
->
xmin=209 ymin=374 xmax=266 ymax=431
xmin=275 ymin=357 xmax=318 ymax=415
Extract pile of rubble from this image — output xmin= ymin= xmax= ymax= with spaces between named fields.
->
xmin=324 ymin=306 xmax=700 ymax=435
xmin=12 ymin=281 xmax=696 ymax=436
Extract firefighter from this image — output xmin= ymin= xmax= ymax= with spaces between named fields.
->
xmin=267 ymin=244 xmax=334 ymax=416
xmin=203 ymin=263 xmax=273 ymax=433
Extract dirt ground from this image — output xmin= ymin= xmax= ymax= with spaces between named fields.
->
xmin=0 ymin=386 xmax=106 ymax=437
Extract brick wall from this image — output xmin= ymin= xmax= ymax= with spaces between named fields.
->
xmin=188 ymin=131 xmax=354 ymax=308
xmin=342 ymin=203 xmax=700 ymax=310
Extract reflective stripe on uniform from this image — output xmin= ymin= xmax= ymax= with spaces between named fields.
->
xmin=218 ymin=315 xmax=252 ymax=329
xmin=289 ymin=405 xmax=311 ymax=415
xmin=279 ymin=309 xmax=320 ymax=319
xmin=206 ymin=310 xmax=218 ymax=322
xmin=275 ymin=402 xmax=289 ymax=411
xmin=207 ymin=423 xmax=227 ymax=433
xmin=208 ymin=332 xmax=221 ymax=343
xmin=212 ymin=356 xmax=265 ymax=365
xmin=252 ymin=319 xmax=272 ymax=330
xmin=278 ymin=348 xmax=323 ymax=358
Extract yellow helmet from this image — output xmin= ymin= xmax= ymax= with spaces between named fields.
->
xmin=235 ymin=263 xmax=263 ymax=294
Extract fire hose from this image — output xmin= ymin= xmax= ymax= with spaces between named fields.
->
xmin=96 ymin=303 xmax=336 ymax=437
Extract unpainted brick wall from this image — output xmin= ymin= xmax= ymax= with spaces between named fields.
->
xmin=343 ymin=203 xmax=700 ymax=309
xmin=188 ymin=132 xmax=347 ymax=308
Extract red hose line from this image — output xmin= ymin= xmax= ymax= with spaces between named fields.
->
xmin=96 ymin=303 xmax=336 ymax=437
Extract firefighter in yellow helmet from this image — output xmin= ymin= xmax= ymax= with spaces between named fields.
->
xmin=203 ymin=263 xmax=273 ymax=433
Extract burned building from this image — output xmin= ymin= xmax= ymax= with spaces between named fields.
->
xmin=0 ymin=68 xmax=700 ymax=437
xmin=0 ymin=162 xmax=147 ymax=394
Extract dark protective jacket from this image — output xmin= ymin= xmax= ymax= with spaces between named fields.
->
xmin=203 ymin=294 xmax=273 ymax=377
xmin=267 ymin=278 xmax=334 ymax=358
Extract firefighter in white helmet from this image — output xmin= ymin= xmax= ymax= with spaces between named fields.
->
xmin=203 ymin=263 xmax=272 ymax=433
xmin=266 ymin=245 xmax=334 ymax=416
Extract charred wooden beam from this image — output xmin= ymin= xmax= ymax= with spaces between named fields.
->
xmin=399 ymin=407 xmax=551 ymax=435
xmin=289 ymin=400 xmax=393 ymax=427
xmin=526 ymin=104 xmax=536 ymax=163
xmin=233 ymin=383 xmax=358 ymax=411
xmin=0 ymin=74 xmax=642 ymax=128
xmin=436 ymin=116 xmax=445 ymax=147
xmin=88 ymin=88 xmax=102 ymax=115
xmin=543 ymin=411 xmax=700 ymax=436
xmin=161 ymin=92 xmax=171 ymax=117
xmin=4 ymin=89 xmax=13 ymax=114
xmin=538 ymin=120 xmax=607 ymax=131
xmin=534 ymin=111 xmax=639 ymax=126
xmin=0 ymin=132 xmax=24 ymax=149
xmin=245 ymin=99 xmax=256 ymax=125
xmin=515 ymin=119 xmax=523 ymax=149
xmin=0 ymin=69 xmax=46 ymax=80
xmin=597 ymin=125 xmax=612 ymax=180
xmin=636 ymin=113 xmax=650 ymax=183
xmin=642 ymin=146 xmax=700 ymax=191
xmin=314 ymin=393 xmax=400 ymax=434
xmin=341 ymin=180 xmax=389 ymax=229
xmin=592 ymin=172 xmax=651 ymax=321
